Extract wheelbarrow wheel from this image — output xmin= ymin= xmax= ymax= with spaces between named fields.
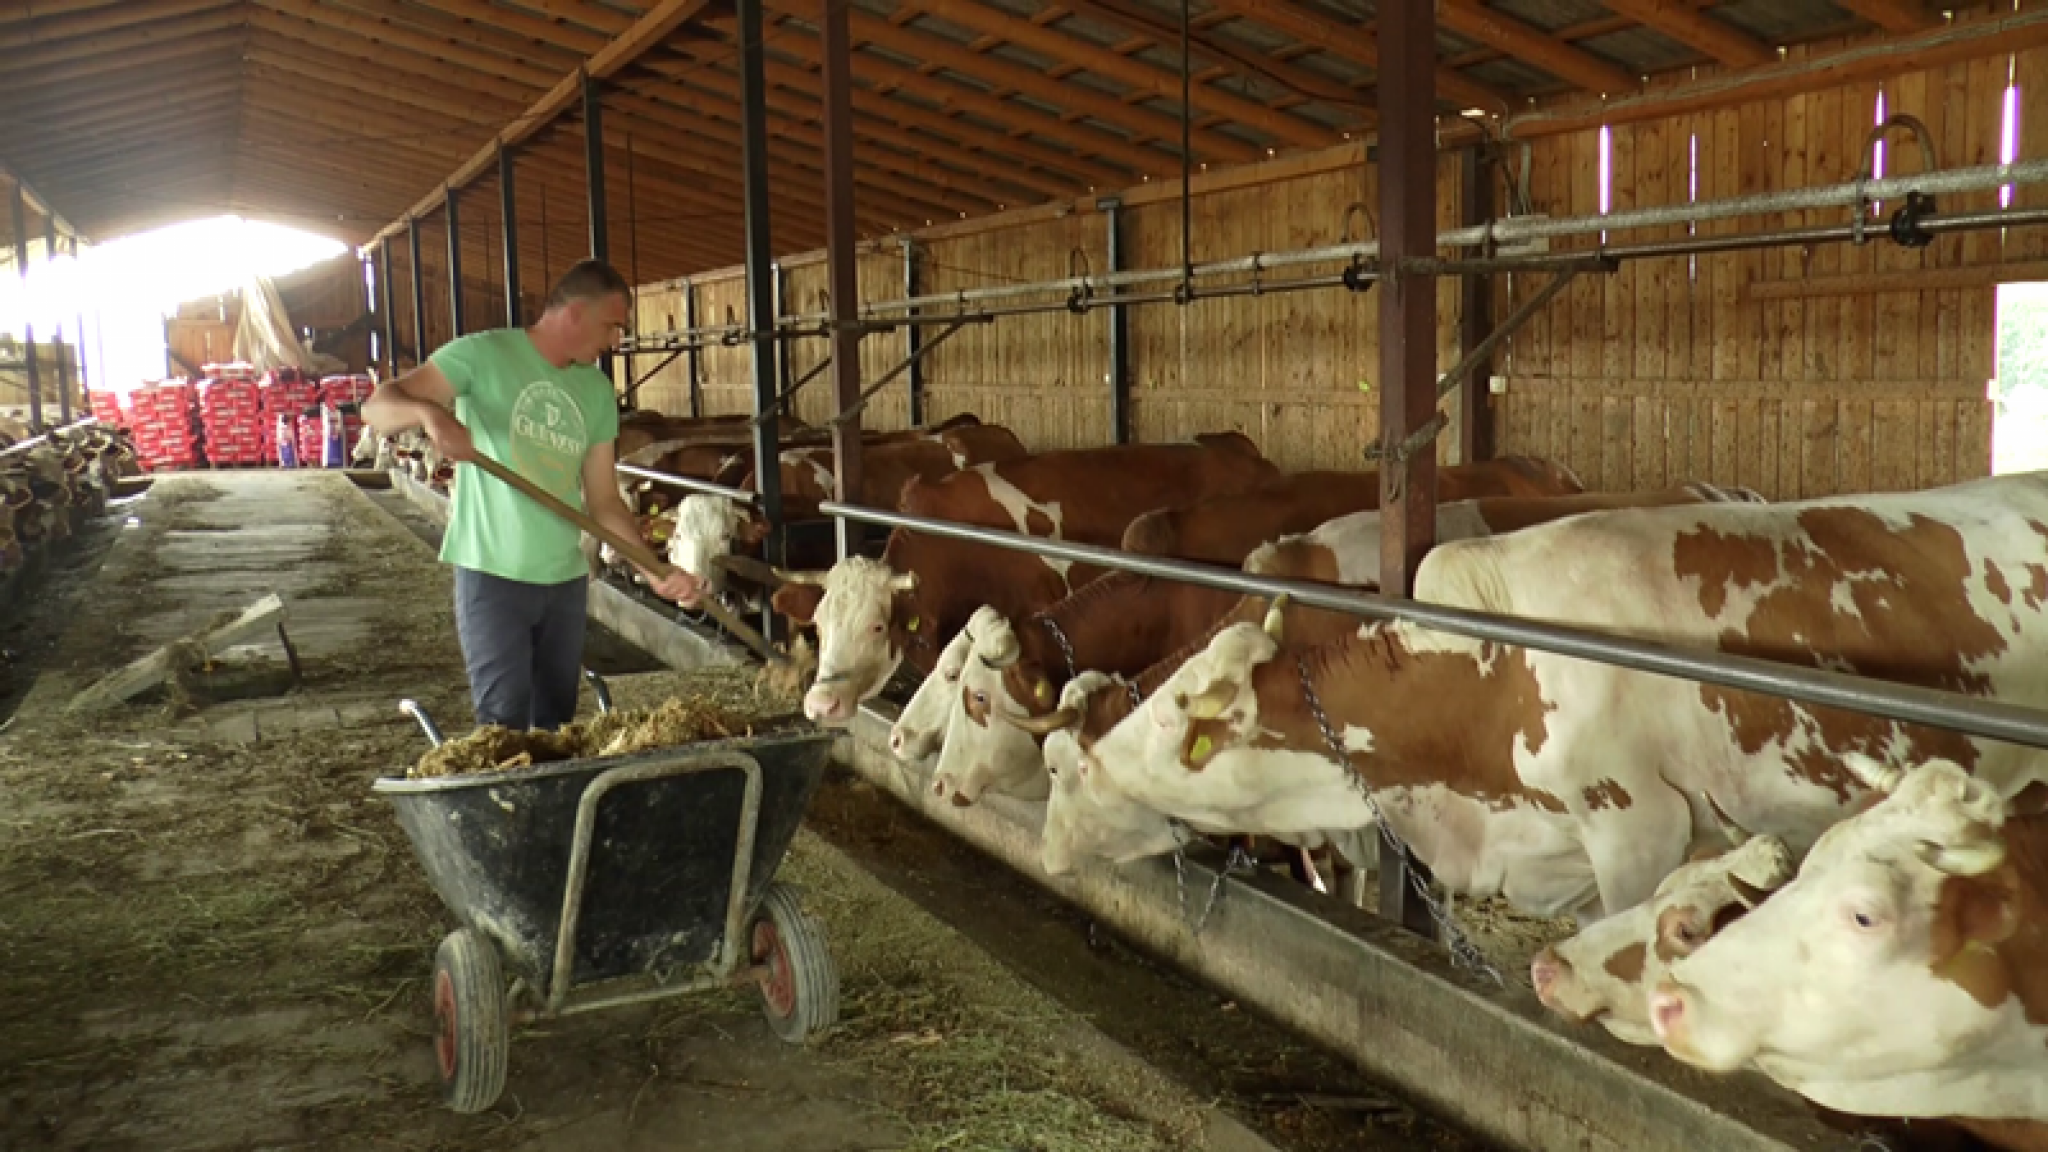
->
xmin=751 ymin=883 xmax=838 ymax=1043
xmin=432 ymin=928 xmax=510 ymax=1113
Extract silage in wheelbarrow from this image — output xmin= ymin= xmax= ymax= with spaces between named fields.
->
xmin=373 ymin=717 xmax=833 ymax=990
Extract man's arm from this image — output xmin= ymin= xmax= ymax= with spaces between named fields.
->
xmin=362 ymin=362 xmax=475 ymax=463
xmin=583 ymin=441 xmax=697 ymax=602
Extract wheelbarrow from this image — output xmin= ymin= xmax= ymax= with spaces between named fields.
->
xmin=371 ymin=670 xmax=841 ymax=1114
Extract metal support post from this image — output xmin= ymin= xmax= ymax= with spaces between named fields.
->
xmin=70 ymin=236 xmax=88 ymax=404
xmin=739 ymin=0 xmax=786 ymax=646
xmin=500 ymin=145 xmax=521 ymax=328
xmin=684 ymin=284 xmax=703 ymax=417
xmin=902 ymin=240 xmax=925 ymax=427
xmin=45 ymin=215 xmax=67 ymax=422
xmin=584 ymin=71 xmax=608 ymax=263
xmin=12 ymin=186 xmax=39 ymax=429
xmin=409 ymin=218 xmax=427 ymax=360
xmin=378 ymin=235 xmax=398 ymax=373
xmin=445 ymin=188 xmax=465 ymax=337
xmin=1102 ymin=196 xmax=1132 ymax=444
xmin=1458 ymin=148 xmax=1494 ymax=464
xmin=1374 ymin=0 xmax=1439 ymax=940
xmin=822 ymin=0 xmax=865 ymax=560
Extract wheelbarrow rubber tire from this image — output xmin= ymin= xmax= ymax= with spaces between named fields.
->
xmin=433 ymin=928 xmax=510 ymax=1114
xmin=752 ymin=883 xmax=838 ymax=1043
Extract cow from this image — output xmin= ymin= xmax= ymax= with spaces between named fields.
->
xmin=939 ymin=484 xmax=1761 ymax=813
xmin=1121 ymin=457 xmax=1586 ymax=566
xmin=1528 ymin=834 xmax=1797 ymax=1045
xmin=662 ymin=426 xmax=1030 ymax=604
xmin=1647 ymin=756 xmax=2048 ymax=1147
xmin=772 ymin=435 xmax=1281 ymax=725
xmin=1046 ymin=471 xmax=2048 ymax=921
xmin=888 ymin=622 xmax=980 ymax=763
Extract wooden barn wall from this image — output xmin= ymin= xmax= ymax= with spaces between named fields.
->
xmin=166 ymin=256 xmax=381 ymax=377
xmin=382 ymin=234 xmax=504 ymax=369
xmin=1490 ymin=43 xmax=2048 ymax=498
xmin=622 ymin=43 xmax=2045 ymax=494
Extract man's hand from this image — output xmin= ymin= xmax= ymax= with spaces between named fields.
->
xmin=641 ymin=565 xmax=707 ymax=606
xmin=422 ymin=405 xmax=479 ymax=465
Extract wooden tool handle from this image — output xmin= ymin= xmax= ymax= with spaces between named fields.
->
xmin=463 ymin=452 xmax=782 ymax=664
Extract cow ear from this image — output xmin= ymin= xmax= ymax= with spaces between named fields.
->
xmin=772 ymin=582 xmax=825 ymax=625
xmin=734 ymin=512 xmax=769 ymax=545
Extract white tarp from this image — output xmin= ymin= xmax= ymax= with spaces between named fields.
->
xmin=232 ymin=273 xmax=346 ymax=376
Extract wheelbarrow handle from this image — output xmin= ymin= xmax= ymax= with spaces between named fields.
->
xmin=400 ymin=698 xmax=445 ymax=748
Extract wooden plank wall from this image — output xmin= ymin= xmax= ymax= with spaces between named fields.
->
xmin=1490 ymin=45 xmax=2045 ymax=497
xmin=624 ymin=43 xmax=2047 ymax=495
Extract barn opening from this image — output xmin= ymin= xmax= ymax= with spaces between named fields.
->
xmin=1995 ymin=281 xmax=2048 ymax=474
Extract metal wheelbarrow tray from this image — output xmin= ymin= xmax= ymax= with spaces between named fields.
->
xmin=372 ymin=694 xmax=840 ymax=1114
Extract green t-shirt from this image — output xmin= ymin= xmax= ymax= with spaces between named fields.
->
xmin=430 ymin=329 xmax=620 ymax=586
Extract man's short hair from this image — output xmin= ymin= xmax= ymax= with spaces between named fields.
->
xmin=545 ymin=260 xmax=632 ymax=310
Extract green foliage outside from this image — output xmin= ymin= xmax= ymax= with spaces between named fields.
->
xmin=1995 ymin=282 xmax=2048 ymax=474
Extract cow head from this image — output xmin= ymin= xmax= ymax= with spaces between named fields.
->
xmin=1531 ymin=835 xmax=1795 ymax=1045
xmin=772 ymin=556 xmax=920 ymax=725
xmin=1040 ymin=673 xmax=1187 ymax=877
xmin=932 ymin=608 xmax=1053 ymax=806
xmin=1077 ymin=612 xmax=1287 ymax=784
xmin=889 ymin=625 xmax=976 ymax=763
xmin=1650 ymin=756 xmax=2019 ymax=1089
xmin=666 ymin=495 xmax=768 ymax=606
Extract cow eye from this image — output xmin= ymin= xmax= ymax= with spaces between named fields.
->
xmin=973 ymin=692 xmax=987 ymax=705
xmin=871 ymin=621 xmax=885 ymax=634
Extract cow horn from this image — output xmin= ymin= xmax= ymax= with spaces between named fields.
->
xmin=1841 ymin=753 xmax=1906 ymax=796
xmin=890 ymin=571 xmax=919 ymax=593
xmin=1725 ymin=875 xmax=1777 ymax=909
xmin=772 ymin=567 xmax=829 ymax=586
xmin=1914 ymin=837 xmax=2007 ymax=877
xmin=1003 ymin=706 xmax=1081 ymax=736
xmin=1262 ymin=594 xmax=1290 ymax=642
xmin=1183 ymin=680 xmax=1236 ymax=720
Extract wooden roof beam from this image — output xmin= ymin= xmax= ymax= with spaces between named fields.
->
xmin=0 ymin=25 xmax=242 ymax=85
xmin=0 ymin=1 xmax=130 ymax=28
xmin=0 ymin=158 xmax=82 ymax=242
xmin=1 ymin=81 xmax=242 ymax=141
xmin=892 ymin=0 xmax=1328 ymax=149
xmin=787 ymin=2 xmax=1258 ymax=163
xmin=1829 ymin=0 xmax=1934 ymax=34
xmin=364 ymin=0 xmax=716 ymax=246
xmin=1 ymin=67 xmax=241 ymax=124
xmin=1200 ymin=0 xmax=1508 ymax=113
xmin=256 ymin=0 xmax=559 ymax=88
xmin=6 ymin=110 xmax=239 ymax=171
xmin=0 ymin=0 xmax=238 ymax=50
xmin=643 ymin=39 xmax=1131 ymax=190
xmin=243 ymin=39 xmax=527 ymax=120
xmin=246 ymin=13 xmax=539 ymax=105
xmin=1597 ymin=0 xmax=1772 ymax=68
xmin=1436 ymin=0 xmax=1637 ymax=95
xmin=0 ymin=5 xmax=243 ymax=72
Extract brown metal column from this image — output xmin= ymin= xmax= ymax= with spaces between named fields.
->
xmin=11 ymin=185 xmax=41 ymax=429
xmin=822 ymin=0 xmax=865 ymax=558
xmin=1458 ymin=147 xmax=1495 ymax=464
xmin=1374 ymin=0 xmax=1440 ymax=938
xmin=45 ymin=214 xmax=68 ymax=422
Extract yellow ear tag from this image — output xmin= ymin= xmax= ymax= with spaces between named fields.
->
xmin=1190 ymin=735 xmax=1213 ymax=762
xmin=906 ymin=616 xmax=920 ymax=632
xmin=1036 ymin=680 xmax=1052 ymax=703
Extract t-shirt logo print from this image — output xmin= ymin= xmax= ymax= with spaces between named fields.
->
xmin=508 ymin=380 xmax=589 ymax=495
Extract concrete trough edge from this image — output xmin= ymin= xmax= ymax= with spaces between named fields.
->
xmin=834 ymin=699 xmax=1862 ymax=1152
xmin=384 ymin=467 xmax=1856 ymax=1152
xmin=385 ymin=471 xmax=743 ymax=672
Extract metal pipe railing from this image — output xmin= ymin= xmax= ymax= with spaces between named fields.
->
xmin=615 ymin=462 xmax=760 ymax=507
xmin=0 ymin=415 xmax=98 ymax=458
xmin=816 ymin=499 xmax=2048 ymax=753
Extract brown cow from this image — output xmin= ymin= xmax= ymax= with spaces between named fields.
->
xmin=770 ymin=435 xmax=1281 ymax=724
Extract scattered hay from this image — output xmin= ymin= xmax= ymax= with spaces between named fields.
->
xmin=407 ymin=692 xmax=796 ymax=779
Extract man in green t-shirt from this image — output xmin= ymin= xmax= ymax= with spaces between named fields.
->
xmin=364 ymin=259 xmax=694 ymax=731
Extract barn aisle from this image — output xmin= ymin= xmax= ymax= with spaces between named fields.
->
xmin=0 ymin=473 xmax=1277 ymax=1152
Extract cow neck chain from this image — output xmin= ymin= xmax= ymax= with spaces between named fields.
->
xmin=1294 ymin=654 xmax=1504 ymax=985
xmin=1036 ymin=614 xmax=1079 ymax=681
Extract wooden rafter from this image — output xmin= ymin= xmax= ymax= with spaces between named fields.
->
xmin=246 ymin=11 xmax=539 ymax=104
xmin=1437 ymin=0 xmax=1637 ymax=95
xmin=0 ymin=1 xmax=132 ymax=27
xmin=0 ymin=0 xmax=238 ymax=51
xmin=1199 ymin=0 xmax=1508 ymax=114
xmin=1 ymin=69 xmax=242 ymax=127
xmin=0 ymin=5 xmax=242 ymax=71
xmin=365 ymin=0 xmax=716 ymax=244
xmin=1598 ymin=0 xmax=1771 ymax=68
xmin=2 ymin=88 xmax=241 ymax=148
xmin=1828 ymin=0 xmax=1934 ymax=34
xmin=256 ymin=0 xmax=559 ymax=88
xmin=0 ymin=25 xmax=242 ymax=85
xmin=892 ymin=0 xmax=1329 ymax=149
xmin=0 ymin=159 xmax=82 ymax=241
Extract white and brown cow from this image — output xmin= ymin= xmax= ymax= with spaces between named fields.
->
xmin=887 ymin=620 xmax=981 ymax=764
xmin=774 ymin=435 xmax=1281 ymax=725
xmin=1649 ymin=757 xmax=2048 ymax=1147
xmin=1051 ymin=471 xmax=2048 ymax=920
xmin=1530 ymin=834 xmax=1797 ymax=1045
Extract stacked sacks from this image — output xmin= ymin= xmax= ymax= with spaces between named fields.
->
xmin=127 ymin=379 xmax=203 ymax=471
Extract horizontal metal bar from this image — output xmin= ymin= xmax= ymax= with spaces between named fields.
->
xmin=616 ymin=462 xmax=759 ymax=507
xmin=0 ymin=416 xmax=98 ymax=457
xmin=817 ymin=500 xmax=2048 ymax=753
xmin=548 ymin=971 xmax=737 ymax=1018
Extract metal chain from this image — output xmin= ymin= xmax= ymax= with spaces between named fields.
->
xmin=1035 ymin=613 xmax=1079 ymax=681
xmin=1295 ymin=655 xmax=1505 ymax=985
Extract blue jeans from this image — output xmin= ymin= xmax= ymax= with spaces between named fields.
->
xmin=452 ymin=566 xmax=589 ymax=731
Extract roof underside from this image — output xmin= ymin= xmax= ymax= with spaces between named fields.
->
xmin=0 ymin=0 xmax=1931 ymax=283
